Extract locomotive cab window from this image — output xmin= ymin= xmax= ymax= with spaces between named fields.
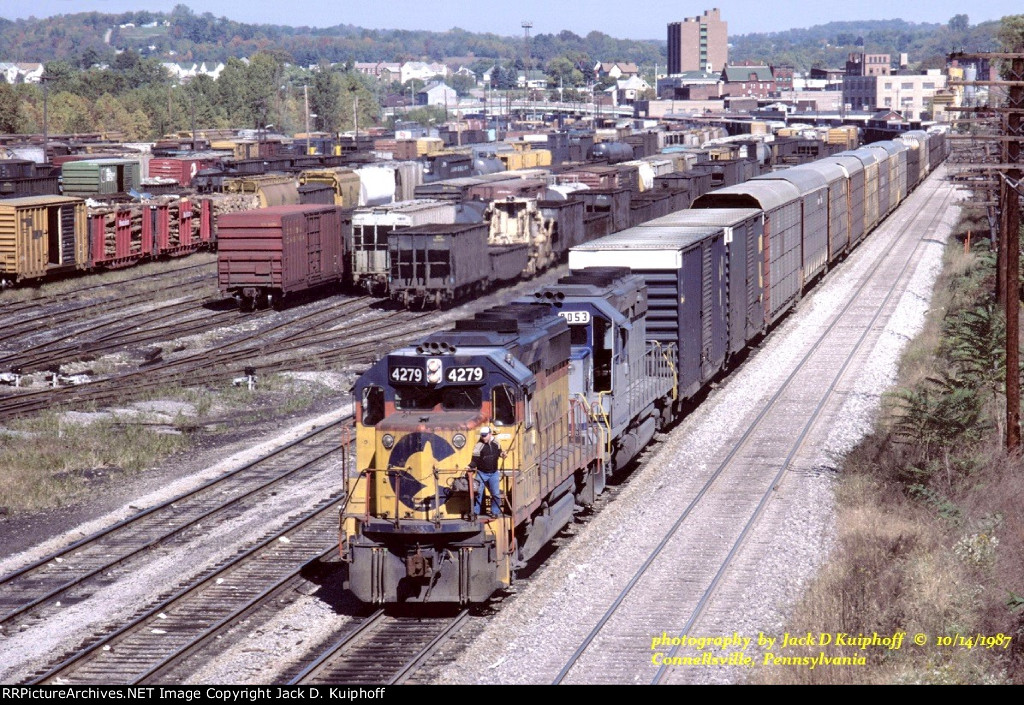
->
xmin=492 ymin=385 xmax=516 ymax=426
xmin=361 ymin=385 xmax=385 ymax=425
xmin=394 ymin=386 xmax=482 ymax=411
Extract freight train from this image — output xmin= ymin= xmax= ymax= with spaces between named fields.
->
xmin=215 ymin=161 xmax=722 ymax=310
xmin=338 ymin=129 xmax=948 ymax=603
xmin=216 ymin=148 xmax=757 ymax=310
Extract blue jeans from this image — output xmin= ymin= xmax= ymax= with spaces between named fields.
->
xmin=474 ymin=471 xmax=503 ymax=517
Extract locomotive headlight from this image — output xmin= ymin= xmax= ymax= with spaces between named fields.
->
xmin=452 ymin=433 xmax=467 ymax=449
xmin=381 ymin=434 xmax=395 ymax=449
xmin=426 ymin=357 xmax=442 ymax=384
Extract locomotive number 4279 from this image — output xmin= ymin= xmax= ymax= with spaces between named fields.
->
xmin=390 ymin=367 xmax=424 ymax=382
xmin=446 ymin=366 xmax=484 ymax=383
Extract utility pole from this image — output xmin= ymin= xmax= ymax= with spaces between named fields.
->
xmin=948 ymin=50 xmax=1024 ymax=451
xmin=41 ymin=74 xmax=50 ymax=163
xmin=1007 ymin=51 xmax=1023 ymax=451
xmin=304 ymin=84 xmax=311 ymax=155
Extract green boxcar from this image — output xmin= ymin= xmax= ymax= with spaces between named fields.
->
xmin=61 ymin=159 xmax=141 ymax=197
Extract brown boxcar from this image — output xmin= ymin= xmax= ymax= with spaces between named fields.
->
xmin=217 ymin=204 xmax=348 ymax=310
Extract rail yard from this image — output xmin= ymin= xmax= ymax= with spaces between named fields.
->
xmin=0 ymin=157 xmax=961 ymax=684
xmin=0 ymin=29 xmax=982 ymax=680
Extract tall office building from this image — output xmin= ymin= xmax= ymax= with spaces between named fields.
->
xmin=667 ymin=8 xmax=728 ymax=74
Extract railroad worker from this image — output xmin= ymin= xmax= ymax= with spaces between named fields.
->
xmin=469 ymin=426 xmax=507 ymax=519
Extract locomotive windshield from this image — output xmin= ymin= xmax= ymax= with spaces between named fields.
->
xmin=394 ymin=386 xmax=482 ymax=411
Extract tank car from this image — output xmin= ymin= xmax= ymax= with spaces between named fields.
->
xmin=587 ymin=141 xmax=634 ymax=164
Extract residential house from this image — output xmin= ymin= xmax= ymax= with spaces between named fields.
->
xmin=594 ymin=62 xmax=639 ymax=81
xmin=611 ymin=75 xmax=652 ymax=105
xmin=516 ymin=71 xmax=549 ymax=90
xmin=354 ymin=62 xmax=401 ymax=80
xmin=161 ymin=62 xmax=225 ymax=82
xmin=0 ymin=62 xmax=44 ymax=83
xmin=401 ymin=62 xmax=448 ymax=85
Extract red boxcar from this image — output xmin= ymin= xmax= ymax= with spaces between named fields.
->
xmin=217 ymin=205 xmax=349 ymax=310
xmin=148 ymin=156 xmax=221 ymax=187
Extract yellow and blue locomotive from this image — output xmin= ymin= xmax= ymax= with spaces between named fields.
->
xmin=343 ymin=301 xmax=603 ymax=603
xmin=342 ymin=268 xmax=679 ymax=603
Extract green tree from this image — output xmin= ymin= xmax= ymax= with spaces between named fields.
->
xmin=309 ymin=64 xmax=341 ymax=133
xmin=997 ymin=14 xmax=1024 ymax=51
xmin=948 ymin=15 xmax=970 ymax=34
xmin=217 ymin=53 xmax=283 ymax=128
xmin=0 ymin=81 xmax=25 ymax=133
xmin=48 ymin=91 xmax=93 ymax=134
xmin=448 ymin=72 xmax=477 ymax=96
xmin=545 ymin=56 xmax=584 ymax=88
xmin=336 ymin=72 xmax=380 ymax=132
xmin=177 ymin=74 xmax=226 ymax=132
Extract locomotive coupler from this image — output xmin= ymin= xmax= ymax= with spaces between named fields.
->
xmin=406 ymin=548 xmax=432 ymax=578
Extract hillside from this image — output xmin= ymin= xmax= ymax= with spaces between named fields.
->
xmin=0 ymin=6 xmax=1001 ymax=71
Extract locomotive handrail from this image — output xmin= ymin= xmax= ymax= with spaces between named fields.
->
xmin=594 ymin=391 xmax=614 ymax=455
xmin=338 ymin=469 xmax=372 ymax=561
xmin=652 ymin=341 xmax=679 ymax=401
xmin=574 ymin=392 xmax=611 ymax=455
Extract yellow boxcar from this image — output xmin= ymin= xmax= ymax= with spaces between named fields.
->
xmin=0 ymin=196 xmax=88 ymax=285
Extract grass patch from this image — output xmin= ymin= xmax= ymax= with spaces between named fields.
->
xmin=0 ymin=412 xmax=189 ymax=514
xmin=760 ymin=234 xmax=1024 ymax=684
xmin=0 ymin=368 xmax=344 ymax=515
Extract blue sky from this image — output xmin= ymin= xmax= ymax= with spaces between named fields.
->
xmin=1 ymin=1 xmax=1020 ymax=39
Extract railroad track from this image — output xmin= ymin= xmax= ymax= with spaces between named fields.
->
xmin=0 ymin=417 xmax=352 ymax=645
xmin=0 ymin=295 xmax=230 ymax=372
xmin=0 ymin=263 xmax=217 ymax=341
xmin=28 ymin=507 xmax=343 ymax=685
xmin=0 ymin=296 xmax=392 ymax=420
xmin=549 ymin=169 xmax=955 ymax=685
xmin=290 ymin=610 xmax=471 ymax=685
